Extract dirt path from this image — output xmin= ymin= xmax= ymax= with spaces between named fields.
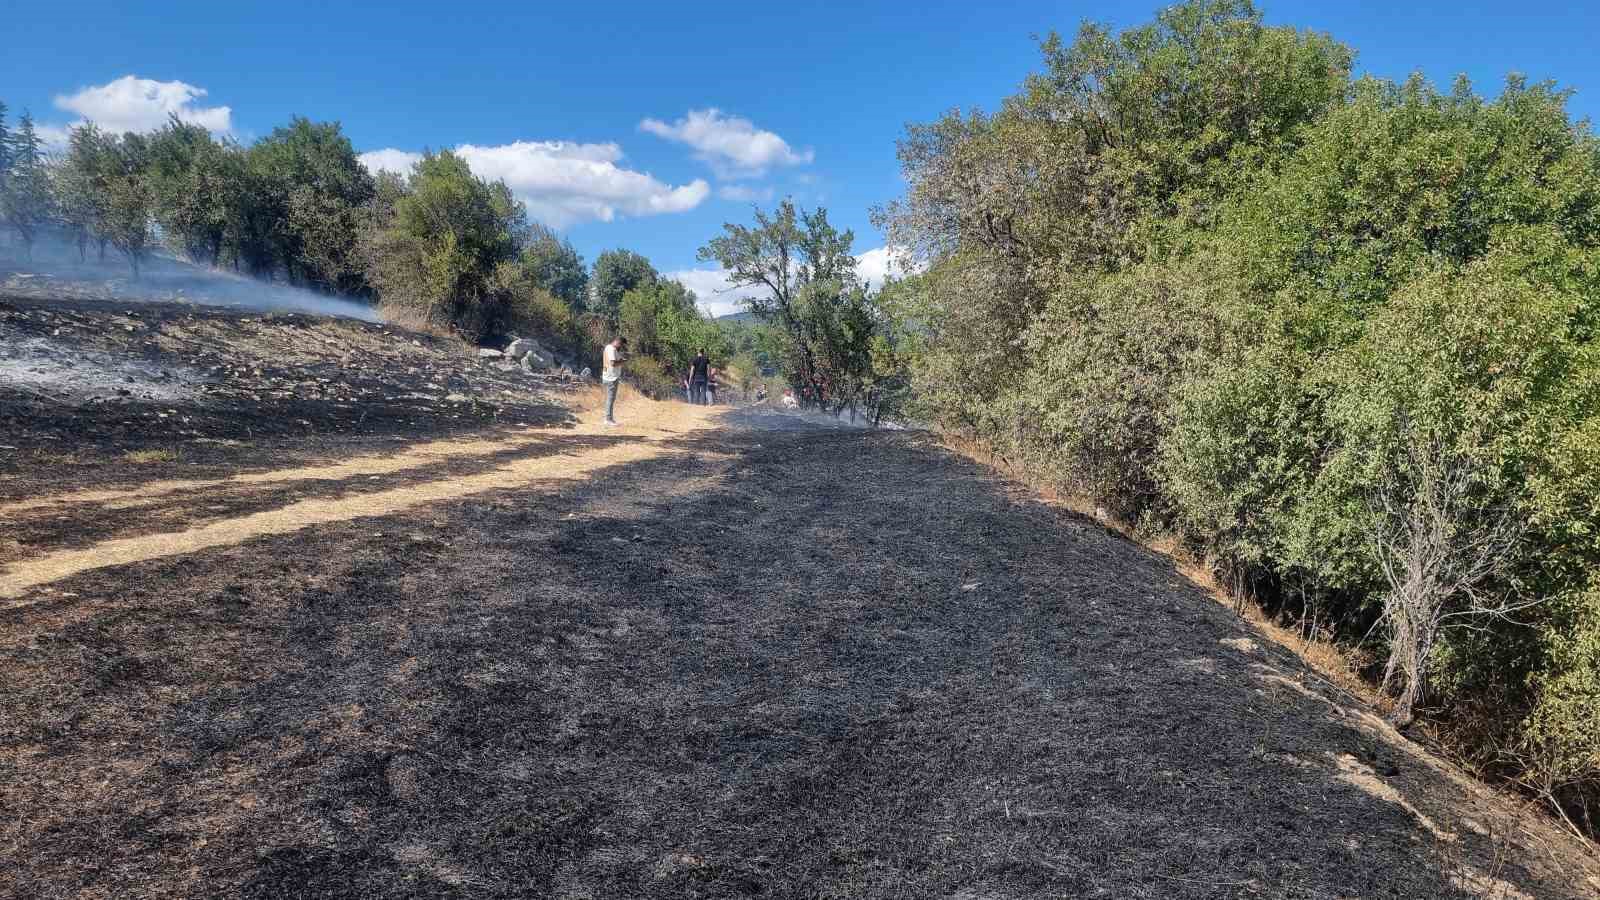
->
xmin=2 ymin=411 xmax=1597 ymax=898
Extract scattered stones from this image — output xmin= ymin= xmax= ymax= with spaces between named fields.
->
xmin=505 ymin=338 xmax=540 ymax=359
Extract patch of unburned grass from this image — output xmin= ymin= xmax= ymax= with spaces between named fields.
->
xmin=123 ymin=449 xmax=179 ymax=464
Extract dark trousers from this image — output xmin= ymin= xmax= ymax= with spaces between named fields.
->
xmin=690 ymin=379 xmax=707 ymax=405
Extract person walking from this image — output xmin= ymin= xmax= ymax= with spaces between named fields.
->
xmin=689 ymin=348 xmax=710 ymax=405
xmin=602 ymin=336 xmax=627 ymax=425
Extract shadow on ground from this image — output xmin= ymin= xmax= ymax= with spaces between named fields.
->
xmin=1 ymin=424 xmax=1592 ymax=898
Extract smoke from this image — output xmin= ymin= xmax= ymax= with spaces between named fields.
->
xmin=0 ymin=233 xmax=382 ymax=322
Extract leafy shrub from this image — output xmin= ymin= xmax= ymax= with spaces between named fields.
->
xmin=883 ymin=0 xmax=1600 ymax=828
xmin=623 ymin=354 xmax=678 ymax=400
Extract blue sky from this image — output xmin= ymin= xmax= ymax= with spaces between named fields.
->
xmin=7 ymin=1 xmax=1600 ymax=313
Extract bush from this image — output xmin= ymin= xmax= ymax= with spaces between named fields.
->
xmin=623 ymin=354 xmax=678 ymax=400
xmin=883 ymin=0 xmax=1600 ymax=828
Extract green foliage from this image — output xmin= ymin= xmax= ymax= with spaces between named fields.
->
xmin=621 ymin=353 xmax=677 ymax=400
xmin=589 ymin=249 xmax=658 ymax=322
xmin=700 ymin=200 xmax=908 ymax=420
xmin=359 ymin=150 xmax=527 ymax=340
xmin=92 ymin=131 xmax=156 ymax=277
xmin=519 ymin=224 xmax=588 ymax=310
xmin=620 ymin=279 xmax=725 ymax=372
xmin=886 ymin=0 xmax=1600 ymax=824
xmin=1 ymin=112 xmax=52 ymax=257
xmin=246 ymin=117 xmax=376 ymax=293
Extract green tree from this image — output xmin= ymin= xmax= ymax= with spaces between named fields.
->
xmin=145 ymin=117 xmax=237 ymax=265
xmin=359 ymin=150 xmax=524 ymax=339
xmin=520 ymin=223 xmax=588 ymax=310
xmin=246 ymin=117 xmax=375 ymax=292
xmin=698 ymin=199 xmax=857 ymax=389
xmin=1 ymin=112 xmax=53 ymax=259
xmin=588 ymin=249 xmax=657 ymax=322
xmin=100 ymin=133 xmax=155 ymax=277
xmin=875 ymin=0 xmax=1600 ymax=825
xmin=57 ymin=124 xmax=113 ymax=263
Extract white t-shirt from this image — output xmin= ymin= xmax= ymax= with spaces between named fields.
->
xmin=602 ymin=344 xmax=621 ymax=383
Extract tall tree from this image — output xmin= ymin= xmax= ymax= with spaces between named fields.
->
xmin=588 ymin=249 xmax=657 ymax=322
xmin=146 ymin=117 xmax=236 ymax=266
xmin=359 ymin=150 xmax=524 ymax=338
xmin=247 ymin=117 xmax=375 ymax=292
xmin=1 ymin=113 xmax=53 ymax=259
xmin=698 ymin=199 xmax=857 ymax=387
xmin=86 ymin=132 xmax=156 ymax=277
xmin=58 ymin=124 xmax=113 ymax=263
xmin=0 ymin=101 xmax=11 ymax=236
xmin=520 ymin=223 xmax=588 ymax=310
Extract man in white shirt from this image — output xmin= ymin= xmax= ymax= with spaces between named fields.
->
xmin=602 ymin=337 xmax=627 ymax=425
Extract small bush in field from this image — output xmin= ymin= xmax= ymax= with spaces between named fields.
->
xmin=623 ymin=354 xmax=678 ymax=400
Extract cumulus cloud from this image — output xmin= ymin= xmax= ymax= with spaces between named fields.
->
xmin=639 ymin=108 xmax=812 ymax=179
xmin=34 ymin=124 xmax=73 ymax=153
xmin=855 ymin=245 xmax=921 ymax=291
xmin=358 ymin=141 xmax=709 ymax=228
xmin=668 ymin=248 xmax=920 ymax=319
xmin=53 ymin=75 xmax=232 ymax=135
xmin=664 ymin=268 xmax=766 ymax=318
xmin=357 ymin=148 xmax=423 ymax=177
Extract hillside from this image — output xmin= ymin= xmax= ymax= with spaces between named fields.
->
xmin=714 ymin=309 xmax=760 ymax=325
xmin=2 ymin=296 xmax=1598 ymax=898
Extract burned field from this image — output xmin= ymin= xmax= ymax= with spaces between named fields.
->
xmin=0 ymin=293 xmax=581 ymax=504
xmin=6 ymin=398 xmax=1598 ymax=898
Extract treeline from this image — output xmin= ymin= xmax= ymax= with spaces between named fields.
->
xmin=0 ymin=101 xmax=761 ymax=378
xmin=882 ymin=0 xmax=1600 ymax=830
xmin=0 ymin=105 xmax=378 ymax=286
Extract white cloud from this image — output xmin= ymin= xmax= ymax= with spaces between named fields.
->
xmin=357 ymin=148 xmax=422 ymax=177
xmin=639 ymin=108 xmax=812 ymax=179
xmin=358 ymin=140 xmax=709 ymax=228
xmin=35 ymin=124 xmax=73 ymax=154
xmin=668 ymin=248 xmax=920 ymax=319
xmin=665 ymin=268 xmax=766 ymax=318
xmin=855 ymin=246 xmax=921 ymax=291
xmin=53 ymin=75 xmax=232 ymax=135
xmin=717 ymin=184 xmax=774 ymax=203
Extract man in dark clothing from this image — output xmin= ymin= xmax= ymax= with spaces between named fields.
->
xmin=689 ymin=349 xmax=710 ymax=405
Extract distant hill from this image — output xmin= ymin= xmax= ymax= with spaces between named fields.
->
xmin=716 ymin=311 xmax=761 ymax=326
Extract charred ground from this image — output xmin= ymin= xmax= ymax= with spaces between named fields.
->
xmin=3 ymin=299 xmax=1598 ymax=899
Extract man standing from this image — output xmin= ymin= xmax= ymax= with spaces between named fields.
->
xmin=602 ymin=336 xmax=627 ymax=425
xmin=689 ymin=348 xmax=710 ymax=405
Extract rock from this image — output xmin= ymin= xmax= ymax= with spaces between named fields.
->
xmin=444 ymin=393 xmax=469 ymax=403
xmin=477 ymin=348 xmax=503 ymax=358
xmin=505 ymin=338 xmax=541 ymax=359
xmin=579 ymin=366 xmax=593 ymax=379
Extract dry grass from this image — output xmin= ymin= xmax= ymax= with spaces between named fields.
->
xmin=2 ymin=395 xmax=714 ymax=602
xmin=373 ymin=302 xmax=459 ymax=340
xmin=122 ymin=449 xmax=178 ymax=464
